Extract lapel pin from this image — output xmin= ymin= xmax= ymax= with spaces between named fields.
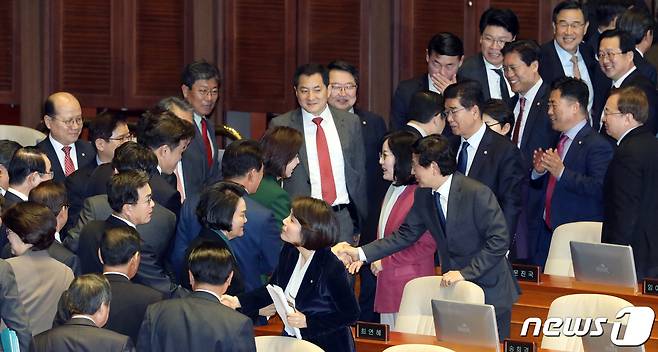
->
xmin=362 ymin=121 xmax=367 ymax=125
xmin=483 ymin=150 xmax=488 ymax=155
xmin=81 ymin=153 xmax=86 ymax=157
xmin=578 ymin=141 xmax=582 ymax=145
xmin=310 ymin=280 xmax=314 ymax=284
xmin=536 ymin=102 xmax=540 ymax=106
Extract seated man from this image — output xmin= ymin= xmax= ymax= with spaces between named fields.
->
xmin=32 ymin=274 xmax=134 ymax=351
xmin=137 ymin=242 xmax=256 ymax=352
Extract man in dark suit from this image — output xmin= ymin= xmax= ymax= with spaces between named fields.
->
xmin=539 ymin=1 xmax=595 ymax=113
xmin=37 ymin=92 xmax=96 ymax=183
xmin=401 ymin=91 xmax=446 ymax=139
xmin=137 ymin=242 xmax=256 ymax=352
xmin=592 ymin=29 xmax=658 ymax=134
xmin=391 ymin=33 xmax=464 ymax=131
xmin=530 ymin=77 xmax=613 ymax=266
xmin=32 ymin=274 xmax=134 ymax=352
xmin=66 ymin=112 xmax=132 ymax=230
xmin=180 ymin=61 xmax=223 ymax=197
xmin=270 ymin=63 xmax=367 ymax=244
xmin=77 ymin=171 xmax=154 ymax=275
xmin=336 ymin=134 xmax=520 ymax=340
xmin=0 ymin=140 xmax=21 ymax=197
xmin=327 ymin=60 xmax=388 ymax=322
xmin=582 ymin=1 xmax=626 ymax=56
xmin=601 ymin=86 xmax=658 ymax=280
xmin=0 ymin=257 xmax=31 ymax=351
xmin=444 ymin=81 xmax=524 ymax=240
xmin=457 ymin=8 xmax=517 ymax=105
xmin=617 ymin=7 xmax=658 ymax=87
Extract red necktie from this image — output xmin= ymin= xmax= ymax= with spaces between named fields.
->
xmin=62 ymin=146 xmax=75 ymax=176
xmin=312 ymin=117 xmax=337 ymax=205
xmin=544 ymin=135 xmax=569 ymax=229
xmin=512 ymin=97 xmax=526 ymax=145
xmin=200 ymin=118 xmax=213 ymax=167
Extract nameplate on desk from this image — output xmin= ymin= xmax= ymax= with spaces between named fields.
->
xmin=643 ymin=278 xmax=658 ymax=295
xmin=512 ymin=264 xmax=540 ymax=283
xmin=355 ymin=321 xmax=389 ymax=341
xmin=504 ymin=339 xmax=536 ymax=352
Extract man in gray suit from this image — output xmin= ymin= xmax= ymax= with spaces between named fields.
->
xmin=336 ymin=135 xmax=520 ymax=340
xmin=270 ymin=63 xmax=367 ymax=244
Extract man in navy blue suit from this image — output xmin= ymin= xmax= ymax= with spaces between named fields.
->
xmin=530 ymin=77 xmax=613 ymax=266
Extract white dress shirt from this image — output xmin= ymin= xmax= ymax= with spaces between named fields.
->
xmin=512 ymin=78 xmax=543 ymax=148
xmin=597 ymin=66 xmax=637 ymax=131
xmin=427 ymin=74 xmax=440 ymax=94
xmin=111 ymin=214 xmax=137 ymax=228
xmin=193 ymin=113 xmax=215 ymax=159
xmin=194 ymin=288 xmax=223 ymax=302
xmin=302 ymin=105 xmax=349 ymax=206
xmin=49 ymin=134 xmax=79 ymax=172
xmin=6 ymin=188 xmax=28 ymax=201
xmin=483 ymin=57 xmax=512 ymax=99
xmin=405 ymin=122 xmax=428 ymax=137
xmin=457 ymin=122 xmax=487 ymax=176
xmin=554 ymin=41 xmax=594 ymax=113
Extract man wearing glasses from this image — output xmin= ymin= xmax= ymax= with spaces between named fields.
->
xmin=38 ymin=92 xmax=96 ymax=183
xmin=458 ymin=8 xmax=518 ymax=105
xmin=539 ymin=1 xmax=595 ymax=114
xmin=592 ymin=29 xmax=658 ymax=135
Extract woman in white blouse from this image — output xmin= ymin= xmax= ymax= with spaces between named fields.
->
xmin=230 ymin=197 xmax=359 ymax=351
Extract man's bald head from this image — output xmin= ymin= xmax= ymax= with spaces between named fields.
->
xmin=43 ymin=92 xmax=83 ymax=146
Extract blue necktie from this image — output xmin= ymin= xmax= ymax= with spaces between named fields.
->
xmin=434 ymin=191 xmax=446 ymax=234
xmin=457 ymin=141 xmax=469 ymax=174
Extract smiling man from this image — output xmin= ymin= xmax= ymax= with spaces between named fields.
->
xmin=458 ymin=8 xmax=518 ymax=104
xmin=270 ymin=63 xmax=367 ymax=245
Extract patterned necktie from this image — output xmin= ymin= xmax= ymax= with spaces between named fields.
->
xmin=512 ymin=97 xmax=526 ymax=145
xmin=492 ymin=68 xmax=510 ymax=101
xmin=571 ymin=55 xmax=581 ymax=79
xmin=62 ymin=146 xmax=75 ymax=176
xmin=312 ymin=117 xmax=337 ymax=205
xmin=544 ymin=134 xmax=569 ymax=228
xmin=200 ymin=118 xmax=213 ymax=168
xmin=457 ymin=141 xmax=469 ymax=175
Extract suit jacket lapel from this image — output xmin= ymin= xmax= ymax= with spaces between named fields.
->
xmin=330 ymin=107 xmax=350 ymax=160
xmin=520 ymin=83 xmax=547 ymax=150
xmin=43 ymin=139 xmax=65 ymax=180
xmin=426 ymin=188 xmax=446 ymax=241
xmin=292 ymin=110 xmax=310 ymax=176
xmin=563 ymin=125 xmax=590 ymax=166
xmin=75 ymin=141 xmax=90 ymax=166
xmin=469 ymin=127 xmax=492 ymax=177
xmin=445 ymin=175 xmax=463 ymax=238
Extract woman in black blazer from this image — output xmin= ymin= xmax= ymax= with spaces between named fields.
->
xmin=228 ymin=197 xmax=359 ymax=351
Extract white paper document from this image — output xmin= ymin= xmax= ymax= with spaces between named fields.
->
xmin=266 ymin=284 xmax=302 ymax=339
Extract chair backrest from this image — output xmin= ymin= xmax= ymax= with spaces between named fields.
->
xmin=383 ymin=344 xmax=455 ymax=352
xmin=540 ymin=294 xmax=633 ymax=352
xmin=544 ymin=221 xmax=602 ymax=277
xmin=255 ymin=335 xmax=324 ymax=352
xmin=0 ymin=125 xmax=46 ymax=147
xmin=394 ymin=276 xmax=485 ymax=335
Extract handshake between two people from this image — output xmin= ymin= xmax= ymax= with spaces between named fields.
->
xmin=331 ymin=242 xmax=363 ymax=274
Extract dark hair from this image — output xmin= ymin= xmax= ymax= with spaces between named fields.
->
xmin=181 ymin=60 xmax=221 ymax=89
xmin=260 ymin=127 xmax=303 ymax=178
xmin=595 ymin=0 xmax=629 ymax=28
xmin=327 ymin=60 xmax=360 ymax=86
xmin=427 ymin=32 xmax=464 ymax=57
xmin=44 ymin=96 xmax=56 ymax=117
xmin=482 ymin=99 xmax=515 ymax=135
xmin=408 ymin=91 xmax=444 ymax=124
xmin=0 ymin=194 xmax=4 ymax=211
xmin=413 ymin=135 xmax=457 ymax=176
xmin=551 ymin=76 xmax=590 ymax=115
xmin=221 ymin=139 xmax=263 ymax=179
xmin=552 ymin=1 xmax=587 ymax=23
xmin=28 ymin=180 xmax=68 ymax=216
xmin=111 ymin=141 xmax=159 ymax=178
xmin=188 ymin=242 xmax=234 ymax=285
xmin=196 ymin=181 xmax=245 ymax=231
xmin=293 ymin=63 xmax=329 ymax=88
xmin=385 ymin=131 xmax=418 ymax=186
xmin=290 ymin=197 xmax=339 ymax=250
xmin=88 ymin=112 xmax=127 ymax=149
xmin=8 ymin=147 xmax=47 ymax=185
xmin=443 ymin=80 xmax=484 ymax=112
xmin=501 ymin=40 xmax=541 ymax=66
xmin=479 ymin=8 xmax=519 ymax=37
xmin=598 ymin=29 xmax=636 ymax=53
xmin=1 ymin=201 xmax=56 ymax=251
xmin=157 ymin=96 xmax=194 ymax=113
xmin=63 ymin=274 xmax=111 ymax=316
xmin=616 ymin=8 xmax=655 ymax=45
xmin=100 ymin=227 xmax=141 ymax=266
xmin=0 ymin=140 xmax=21 ymax=166
xmin=136 ymin=110 xmax=195 ymax=151
xmin=107 ymin=170 xmax=150 ymax=213
xmin=612 ymin=86 xmax=649 ymax=124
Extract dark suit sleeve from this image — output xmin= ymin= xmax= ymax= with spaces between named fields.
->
xmin=123 ymin=337 xmax=136 ymax=352
xmin=559 ymin=138 xmax=612 ymax=198
xmin=64 ymin=196 xmax=96 ymax=252
xmin=497 ymin=147 xmax=525 ymax=235
xmin=390 ymin=85 xmax=409 ymax=131
xmin=234 ymin=317 xmax=257 ymax=352
xmin=0 ymin=260 xmax=32 ymax=352
xmin=258 ymin=211 xmax=282 ymax=275
xmin=348 ymin=115 xmax=368 ymax=230
xmin=136 ymin=307 xmax=153 ymax=352
xmin=133 ymin=245 xmax=181 ymax=298
xmin=362 ymin=189 xmax=430 ymax=262
xmin=602 ymin=152 xmax=643 ymax=245
xmin=460 ymin=186 xmax=510 ymax=281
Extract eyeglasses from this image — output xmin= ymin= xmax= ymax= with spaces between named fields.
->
xmin=485 ymin=121 xmax=503 ymax=128
xmin=131 ymin=195 xmax=154 ymax=206
xmin=108 ymin=133 xmax=134 ymax=143
xmin=329 ymin=84 xmax=357 ymax=94
xmin=39 ymin=170 xmax=54 ymax=178
xmin=194 ymin=88 xmax=219 ymax=98
xmin=603 ymin=110 xmax=625 ymax=117
xmin=50 ymin=116 xmax=83 ymax=127
xmin=596 ymin=51 xmax=625 ymax=61
xmin=482 ymin=35 xmax=512 ymax=47
xmin=441 ymin=107 xmax=466 ymax=118
xmin=556 ymin=21 xmax=585 ymax=30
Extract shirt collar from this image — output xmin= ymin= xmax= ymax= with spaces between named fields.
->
xmin=462 ymin=121 xmax=487 ymax=147
xmin=635 ymin=48 xmax=644 ymax=58
xmin=521 ymin=78 xmax=543 ymax=101
xmin=427 ymin=74 xmax=440 ymax=94
xmin=193 ymin=112 xmax=205 ymax=125
xmin=563 ymin=119 xmax=587 ymax=140
xmin=554 ymin=40 xmax=581 ymax=61
xmin=433 ymin=174 xmax=454 ymax=196
xmin=406 ymin=121 xmax=428 ymax=137
xmin=482 ymin=56 xmax=502 ymax=70
xmin=348 ymin=107 xmax=355 ymax=114
xmin=103 ymin=272 xmax=130 ymax=280
xmin=49 ymin=134 xmax=73 ymax=150
xmin=71 ymin=315 xmax=98 ymax=326
xmin=111 ymin=214 xmax=137 ymax=228
xmin=7 ymin=188 xmax=28 ymax=201
xmin=194 ymin=289 xmax=222 ymax=303
xmin=617 ymin=125 xmax=641 ymax=145
xmin=612 ymin=66 xmax=637 ymax=88
xmin=301 ymin=104 xmax=331 ymax=122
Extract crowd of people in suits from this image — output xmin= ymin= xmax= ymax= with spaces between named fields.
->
xmin=0 ymin=0 xmax=657 ymax=351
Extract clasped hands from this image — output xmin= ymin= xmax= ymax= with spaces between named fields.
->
xmin=533 ymin=148 xmax=565 ymax=177
xmin=219 ymin=296 xmax=308 ymax=328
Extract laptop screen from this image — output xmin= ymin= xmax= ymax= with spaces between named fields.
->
xmin=570 ymin=241 xmax=638 ymax=291
xmin=431 ymin=299 xmax=500 ymax=351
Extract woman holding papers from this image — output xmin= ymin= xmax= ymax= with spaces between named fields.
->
xmin=228 ymin=197 xmax=359 ymax=351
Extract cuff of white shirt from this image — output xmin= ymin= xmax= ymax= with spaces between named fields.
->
xmin=531 ymin=169 xmax=547 ymax=180
xmin=358 ymin=247 xmax=367 ymax=262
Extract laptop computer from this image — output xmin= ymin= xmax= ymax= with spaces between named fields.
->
xmin=581 ymin=323 xmax=645 ymax=352
xmin=570 ymin=241 xmax=638 ymax=291
xmin=431 ymin=299 xmax=500 ymax=351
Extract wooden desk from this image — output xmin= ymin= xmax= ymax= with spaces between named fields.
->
xmin=510 ymin=274 xmax=658 ymax=350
